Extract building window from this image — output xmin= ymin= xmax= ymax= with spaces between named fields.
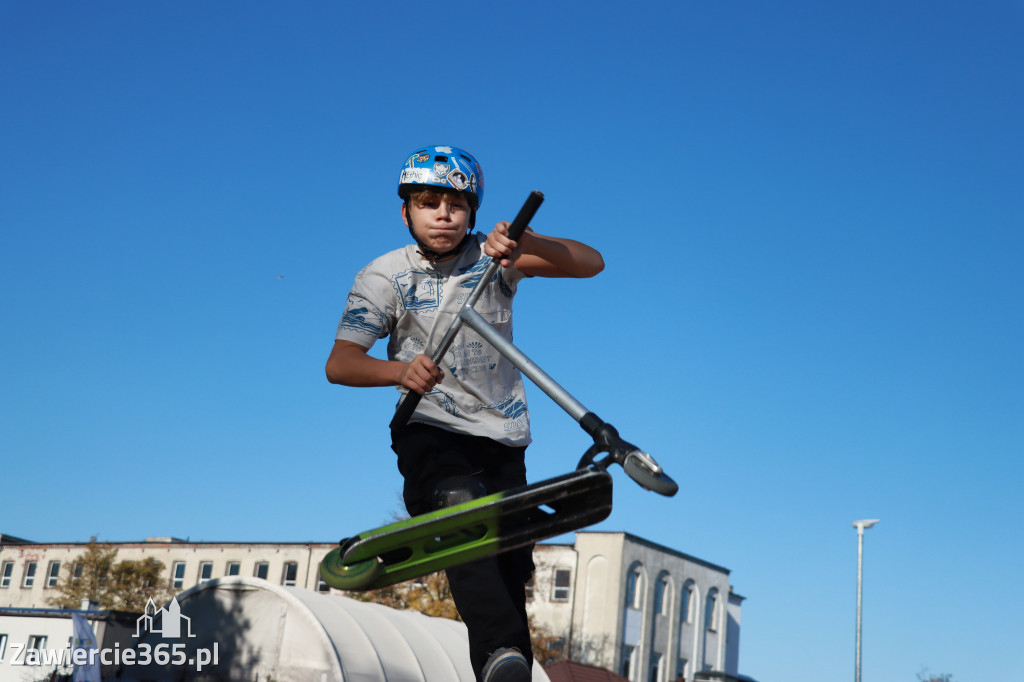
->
xmin=0 ymin=562 xmax=13 ymax=588
xmin=46 ymin=561 xmax=61 ymax=588
xmin=282 ymin=562 xmax=298 ymax=586
xmin=524 ymin=574 xmax=535 ymax=601
xmin=621 ymin=645 xmax=636 ymax=680
xmin=551 ymin=568 xmax=571 ymax=602
xmin=198 ymin=562 xmax=213 ymax=583
xmin=681 ymin=580 xmax=695 ymax=623
xmin=172 ymin=562 xmax=186 ymax=589
xmin=27 ymin=635 xmax=46 ymax=665
xmin=22 ymin=562 xmax=37 ymax=588
xmin=626 ymin=565 xmax=643 ymax=609
xmin=226 ymin=562 xmax=240 ymax=576
xmin=654 ymin=574 xmax=670 ymax=615
xmin=677 ymin=658 xmax=688 ymax=681
xmin=705 ymin=588 xmax=719 ymax=632
xmin=649 ymin=652 xmax=663 ymax=682
xmin=317 ymin=577 xmax=330 ymax=593
xmin=254 ymin=562 xmax=269 ymax=580
xmin=72 ymin=562 xmax=83 ymax=584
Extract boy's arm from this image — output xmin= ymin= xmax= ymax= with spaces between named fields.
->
xmin=484 ymin=222 xmax=605 ymax=278
xmin=325 ymin=340 xmax=443 ymax=395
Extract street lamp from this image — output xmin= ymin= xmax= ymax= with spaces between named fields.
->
xmin=853 ymin=519 xmax=880 ymax=682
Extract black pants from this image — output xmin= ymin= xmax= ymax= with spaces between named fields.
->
xmin=391 ymin=423 xmax=535 ymax=680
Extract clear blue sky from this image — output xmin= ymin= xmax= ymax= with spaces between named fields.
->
xmin=2 ymin=2 xmax=1021 ymax=681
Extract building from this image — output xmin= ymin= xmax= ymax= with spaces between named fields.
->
xmin=0 ymin=537 xmax=338 ymax=610
xmin=527 ymin=532 xmax=742 ymax=682
xmin=0 ymin=605 xmax=138 ymax=682
xmin=1 ymin=532 xmax=747 ymax=682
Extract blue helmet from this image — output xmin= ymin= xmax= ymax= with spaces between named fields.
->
xmin=397 ymin=145 xmax=484 ymax=209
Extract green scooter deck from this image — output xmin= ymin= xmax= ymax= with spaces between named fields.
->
xmin=320 ymin=468 xmax=613 ymax=591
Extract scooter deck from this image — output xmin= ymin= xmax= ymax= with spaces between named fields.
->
xmin=320 ymin=468 xmax=613 ymax=591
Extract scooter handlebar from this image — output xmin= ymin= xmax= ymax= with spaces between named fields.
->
xmin=576 ymin=417 xmax=678 ymax=497
xmin=622 ymin=449 xmax=679 ymax=497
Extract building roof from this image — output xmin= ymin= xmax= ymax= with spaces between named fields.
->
xmin=0 ymin=537 xmax=338 ymax=548
xmin=576 ymin=531 xmax=732 ymax=574
xmin=0 ymin=606 xmax=137 ymax=621
xmin=545 ymin=660 xmax=628 ymax=682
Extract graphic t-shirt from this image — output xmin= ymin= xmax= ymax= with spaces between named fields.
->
xmin=336 ymin=233 xmax=531 ymax=446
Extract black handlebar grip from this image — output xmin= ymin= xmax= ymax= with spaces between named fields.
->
xmin=390 ymin=386 xmax=423 ymax=431
xmin=504 ymin=190 xmax=544 ymax=245
xmin=389 ymin=190 xmax=544 ymax=431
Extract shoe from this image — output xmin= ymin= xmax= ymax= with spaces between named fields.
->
xmin=482 ymin=647 xmax=531 ymax=682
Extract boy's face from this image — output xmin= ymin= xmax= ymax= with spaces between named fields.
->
xmin=402 ymin=190 xmax=472 ymax=258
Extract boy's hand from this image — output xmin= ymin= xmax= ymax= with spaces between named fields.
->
xmin=485 ymin=221 xmax=530 ymax=267
xmin=400 ymin=354 xmax=444 ymax=395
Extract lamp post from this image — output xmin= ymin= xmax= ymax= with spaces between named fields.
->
xmin=853 ymin=519 xmax=880 ymax=682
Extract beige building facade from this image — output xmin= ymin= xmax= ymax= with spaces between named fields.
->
xmin=1 ymin=531 xmax=744 ymax=682
xmin=525 ymin=532 xmax=743 ymax=682
xmin=0 ymin=537 xmax=337 ymax=610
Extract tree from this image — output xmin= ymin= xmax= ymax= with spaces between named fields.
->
xmin=529 ymin=614 xmax=565 ymax=666
xmin=917 ymin=669 xmax=954 ymax=682
xmin=347 ymin=570 xmax=459 ymax=621
xmin=47 ymin=540 xmax=173 ymax=611
xmin=348 ymin=568 xmax=565 ymax=661
xmin=108 ymin=557 xmax=170 ymax=612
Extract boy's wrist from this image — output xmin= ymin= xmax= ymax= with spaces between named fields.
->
xmin=391 ymin=360 xmax=409 ymax=388
xmin=518 ymin=227 xmax=535 ymax=253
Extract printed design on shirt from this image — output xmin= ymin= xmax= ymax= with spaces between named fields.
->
xmin=446 ymin=340 xmax=496 ymax=379
xmin=395 ymin=336 xmax=426 ymax=363
xmin=425 ymin=388 xmax=459 ymax=416
xmin=392 ymin=269 xmax=442 ymax=313
xmin=338 ymin=297 xmax=388 ymax=338
xmin=480 ymin=393 xmax=529 ymax=433
xmin=457 ymin=257 xmax=513 ymax=298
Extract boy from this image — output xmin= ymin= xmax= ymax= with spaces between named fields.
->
xmin=326 ymin=145 xmax=603 ymax=682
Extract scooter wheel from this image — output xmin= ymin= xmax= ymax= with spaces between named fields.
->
xmin=319 ymin=547 xmax=382 ymax=590
xmin=624 ymin=453 xmax=679 ymax=497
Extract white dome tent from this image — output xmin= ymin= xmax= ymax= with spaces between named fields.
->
xmin=114 ymin=576 xmax=550 ymax=682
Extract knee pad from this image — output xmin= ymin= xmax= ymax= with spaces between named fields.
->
xmin=432 ymin=475 xmax=488 ymax=510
